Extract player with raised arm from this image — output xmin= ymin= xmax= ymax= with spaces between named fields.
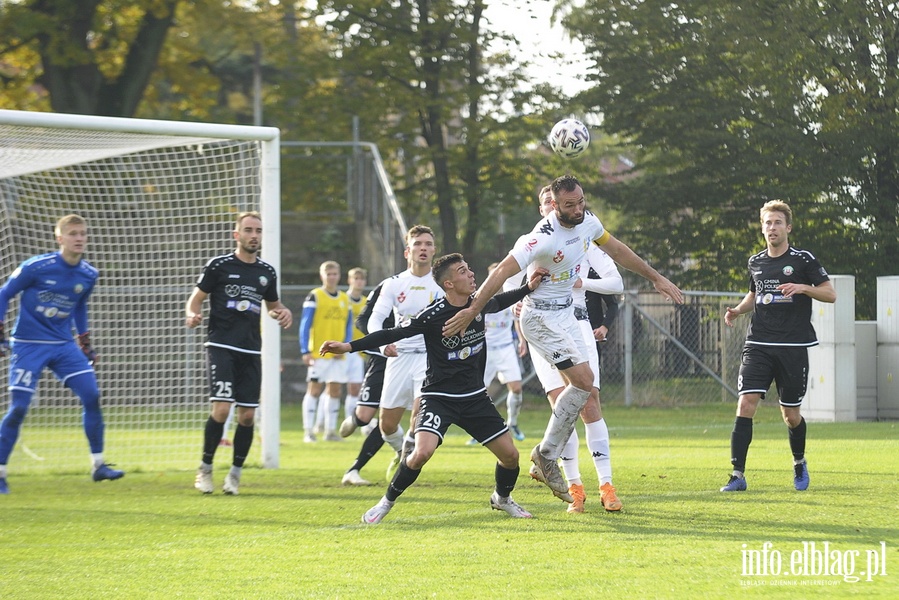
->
xmin=443 ymin=174 xmax=683 ymax=503
xmin=526 ymin=185 xmax=626 ymax=512
xmin=0 ymin=214 xmax=123 ymax=494
xmin=186 ymin=211 xmax=292 ymax=495
xmin=321 ymin=254 xmax=549 ymax=524
xmin=720 ymin=200 xmax=835 ymax=493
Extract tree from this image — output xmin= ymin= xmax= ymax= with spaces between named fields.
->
xmin=564 ymin=0 xmax=899 ymax=317
xmin=313 ymin=0 xmax=561 ymax=259
xmin=0 ymin=0 xmax=181 ymax=116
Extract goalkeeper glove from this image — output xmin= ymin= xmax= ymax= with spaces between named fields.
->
xmin=78 ymin=332 xmax=98 ymax=365
xmin=0 ymin=321 xmax=7 ymax=356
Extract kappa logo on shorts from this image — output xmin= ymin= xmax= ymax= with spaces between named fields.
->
xmin=442 ymin=336 xmax=460 ymax=349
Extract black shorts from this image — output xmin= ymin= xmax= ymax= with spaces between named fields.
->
xmin=356 ymin=355 xmax=386 ymax=408
xmin=737 ymin=344 xmax=809 ymax=407
xmin=205 ymin=345 xmax=262 ymax=407
xmin=416 ymin=391 xmax=508 ymax=445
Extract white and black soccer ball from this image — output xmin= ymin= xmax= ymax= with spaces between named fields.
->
xmin=548 ymin=118 xmax=590 ymax=159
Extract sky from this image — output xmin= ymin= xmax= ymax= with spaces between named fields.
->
xmin=484 ymin=0 xmax=591 ymax=93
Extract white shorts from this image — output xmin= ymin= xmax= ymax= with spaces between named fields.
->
xmin=529 ymin=318 xmax=600 ymax=392
xmin=345 ymin=352 xmax=365 ymax=384
xmin=520 ymin=304 xmax=590 ymax=371
xmin=380 ymin=351 xmax=427 ymax=410
xmin=530 ymin=347 xmax=565 ymax=393
xmin=483 ymin=343 xmax=522 ymax=387
xmin=307 ymin=356 xmax=348 ymax=384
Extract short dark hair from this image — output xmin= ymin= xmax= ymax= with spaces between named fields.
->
xmin=406 ymin=224 xmax=435 ymax=246
xmin=551 ymin=174 xmax=581 ymax=196
xmin=432 ymin=253 xmax=464 ymax=290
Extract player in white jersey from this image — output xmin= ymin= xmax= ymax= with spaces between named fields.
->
xmin=444 ymin=174 xmax=683 ymax=503
xmin=524 ymin=186 xmax=625 ymax=511
xmin=478 ymin=265 xmax=527 ymax=443
xmin=367 ymin=225 xmax=443 ymax=481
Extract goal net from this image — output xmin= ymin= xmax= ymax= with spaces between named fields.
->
xmin=0 ymin=110 xmax=282 ymax=475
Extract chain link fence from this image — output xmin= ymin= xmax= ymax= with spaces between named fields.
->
xmin=521 ymin=290 xmax=746 ymax=406
xmin=280 ymin=287 xmax=747 ymax=408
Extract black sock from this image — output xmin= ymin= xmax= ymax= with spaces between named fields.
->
xmin=386 ymin=459 xmax=421 ymax=501
xmin=349 ymin=426 xmax=385 ymax=473
xmin=353 ymin=414 xmax=369 ymax=427
xmin=232 ymin=423 xmax=254 ymax=468
xmin=494 ymin=463 xmax=520 ymax=498
xmin=202 ymin=416 xmax=226 ymax=465
xmin=788 ymin=417 xmax=806 ymax=462
xmin=730 ymin=416 xmax=753 ymax=474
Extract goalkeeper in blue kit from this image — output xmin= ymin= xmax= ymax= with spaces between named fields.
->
xmin=0 ymin=214 xmax=124 ymax=494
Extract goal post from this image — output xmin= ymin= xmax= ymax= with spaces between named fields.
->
xmin=0 ymin=109 xmax=282 ymax=473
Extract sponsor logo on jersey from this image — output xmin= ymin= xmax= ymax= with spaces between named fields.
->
xmin=553 ymin=250 xmax=564 ymax=263
xmin=228 ymin=274 xmax=241 ymax=279
xmin=39 ymin=306 xmax=60 ymax=318
xmin=442 ymin=336 xmax=460 ymax=349
xmin=525 ymin=239 xmax=538 ymax=252
xmin=782 ymin=266 xmax=794 ymax=276
xmin=225 ymin=284 xmax=241 ymax=297
xmin=447 ymin=341 xmax=484 ymax=361
xmin=409 ymin=285 xmax=426 ymax=290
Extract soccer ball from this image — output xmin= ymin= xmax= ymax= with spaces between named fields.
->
xmin=548 ymin=118 xmax=590 ymax=159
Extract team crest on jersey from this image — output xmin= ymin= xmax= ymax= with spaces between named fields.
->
xmin=74 ymin=284 xmax=84 ymax=294
xmin=782 ymin=266 xmax=794 ymax=276
xmin=552 ymin=250 xmax=564 ymax=263
xmin=259 ymin=276 xmax=269 ymax=287
xmin=397 ymin=292 xmax=406 ymax=303
xmin=442 ymin=336 xmax=460 ymax=349
xmin=225 ymin=284 xmax=241 ymax=297
xmin=475 ymin=314 xmax=482 ymax=322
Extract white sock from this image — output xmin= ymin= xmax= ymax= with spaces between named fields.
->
xmin=540 ymin=385 xmax=590 ymax=459
xmin=325 ymin=394 xmax=340 ymax=432
xmin=302 ymin=393 xmax=318 ymax=431
xmin=559 ymin=429 xmax=581 ymax=485
xmin=314 ymin=394 xmax=328 ymax=431
xmin=382 ymin=426 xmax=405 ymax=453
xmin=507 ymin=390 xmax=522 ymax=427
xmin=91 ymin=453 xmax=104 ymax=468
xmin=229 ymin=465 xmax=242 ymax=479
xmin=585 ymin=419 xmax=612 ymax=485
xmin=345 ymin=394 xmax=359 ymax=420
xmin=0 ymin=465 xmax=8 ymax=478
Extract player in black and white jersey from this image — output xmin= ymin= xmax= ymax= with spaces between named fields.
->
xmin=321 ymin=254 xmax=548 ymax=524
xmin=720 ymin=200 xmax=835 ymax=493
xmin=186 ymin=211 xmax=293 ymax=495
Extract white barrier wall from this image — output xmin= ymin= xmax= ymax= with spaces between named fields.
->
xmin=806 ymin=275 xmax=856 ymax=421
xmin=855 ymin=321 xmax=878 ymax=420
xmin=876 ymin=276 xmax=899 ymax=419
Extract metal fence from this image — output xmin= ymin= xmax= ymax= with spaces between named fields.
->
xmin=280 ymin=287 xmax=747 ymax=407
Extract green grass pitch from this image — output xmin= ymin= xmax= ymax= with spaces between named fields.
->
xmin=0 ymin=402 xmax=896 ymax=598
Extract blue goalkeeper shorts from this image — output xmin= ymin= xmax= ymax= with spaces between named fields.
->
xmin=7 ymin=340 xmax=95 ymax=394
